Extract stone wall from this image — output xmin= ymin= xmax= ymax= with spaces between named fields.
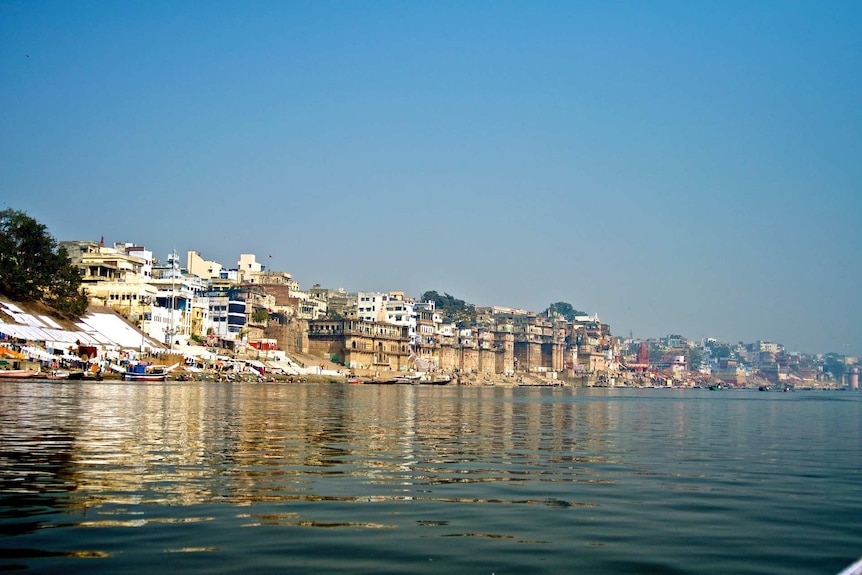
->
xmin=265 ymin=318 xmax=307 ymax=354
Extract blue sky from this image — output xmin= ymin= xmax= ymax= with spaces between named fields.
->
xmin=2 ymin=1 xmax=860 ymax=355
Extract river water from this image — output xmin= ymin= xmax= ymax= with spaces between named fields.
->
xmin=0 ymin=381 xmax=859 ymax=574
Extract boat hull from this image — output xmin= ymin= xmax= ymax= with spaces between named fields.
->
xmin=0 ymin=370 xmax=39 ymax=378
xmin=122 ymin=372 xmax=168 ymax=382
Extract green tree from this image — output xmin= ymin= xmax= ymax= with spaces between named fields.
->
xmin=420 ymin=290 xmax=476 ymax=327
xmin=687 ymin=347 xmax=703 ymax=370
xmin=0 ymin=209 xmax=89 ymax=317
xmin=252 ymin=308 xmax=269 ymax=323
xmin=709 ymin=343 xmax=733 ymax=360
xmin=823 ymin=353 xmax=847 ymax=380
xmin=544 ymin=302 xmax=586 ymax=321
xmin=648 ymin=342 xmax=663 ymax=364
xmin=325 ymin=309 xmax=344 ymax=320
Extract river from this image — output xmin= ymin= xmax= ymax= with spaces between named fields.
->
xmin=1 ymin=381 xmax=860 ymax=574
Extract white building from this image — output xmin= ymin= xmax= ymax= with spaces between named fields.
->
xmin=357 ymin=292 xmax=389 ymax=323
xmin=237 ymin=254 xmax=263 ymax=283
xmin=384 ymin=296 xmax=417 ymax=344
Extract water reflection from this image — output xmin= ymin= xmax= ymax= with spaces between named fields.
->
xmin=1 ymin=382 xmax=860 ymax=574
xmin=0 ymin=383 xmax=618 ymax=515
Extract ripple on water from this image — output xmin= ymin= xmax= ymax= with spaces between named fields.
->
xmin=0 ymin=383 xmax=860 ymax=574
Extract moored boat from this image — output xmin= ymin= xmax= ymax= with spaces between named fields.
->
xmin=0 ymin=369 xmax=40 ymax=378
xmin=122 ymin=362 xmax=178 ymax=382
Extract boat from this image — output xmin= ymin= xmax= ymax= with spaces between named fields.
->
xmin=122 ymin=362 xmax=178 ymax=382
xmin=0 ymin=369 xmax=40 ymax=378
xmin=838 ymin=557 xmax=862 ymax=575
xmin=46 ymin=370 xmax=71 ymax=380
xmin=123 ymin=364 xmax=168 ymax=381
xmin=394 ymin=372 xmax=451 ymax=385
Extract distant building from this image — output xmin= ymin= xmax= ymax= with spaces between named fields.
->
xmin=237 ymin=254 xmax=263 ymax=283
xmin=187 ymin=250 xmax=223 ymax=279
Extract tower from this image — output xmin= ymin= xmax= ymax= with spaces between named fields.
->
xmin=637 ymin=342 xmax=649 ymax=365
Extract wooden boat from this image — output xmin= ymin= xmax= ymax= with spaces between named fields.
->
xmin=46 ymin=370 xmax=71 ymax=380
xmin=0 ymin=369 xmax=40 ymax=378
xmin=122 ymin=368 xmax=167 ymax=381
xmin=393 ymin=372 xmax=451 ymax=385
xmin=122 ymin=363 xmax=178 ymax=382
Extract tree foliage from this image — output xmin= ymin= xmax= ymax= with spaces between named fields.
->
xmin=707 ymin=341 xmax=733 ymax=359
xmin=544 ymin=302 xmax=586 ymax=321
xmin=421 ymin=290 xmax=476 ymax=327
xmin=252 ymin=308 xmax=269 ymax=323
xmin=687 ymin=347 xmax=703 ymax=370
xmin=823 ymin=353 xmax=847 ymax=379
xmin=0 ymin=209 xmax=89 ymax=317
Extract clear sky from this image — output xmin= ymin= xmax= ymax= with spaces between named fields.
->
xmin=2 ymin=1 xmax=860 ymax=356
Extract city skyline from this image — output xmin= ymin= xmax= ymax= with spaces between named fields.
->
xmin=2 ymin=2 xmax=860 ymax=356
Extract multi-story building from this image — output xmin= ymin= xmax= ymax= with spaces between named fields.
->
xmin=357 ymin=292 xmax=389 ymax=323
xmin=203 ymin=290 xmax=247 ymax=341
xmin=187 ymin=250 xmax=223 ymax=279
xmin=384 ymin=294 xmax=417 ymax=345
xmin=307 ymin=286 xmax=353 ymax=318
xmin=63 ymin=240 xmax=157 ymax=323
xmin=237 ymin=254 xmax=263 ymax=283
xmin=146 ymin=250 xmax=205 ymax=346
xmin=307 ymin=319 xmax=412 ymax=372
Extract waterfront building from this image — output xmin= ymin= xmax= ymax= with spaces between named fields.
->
xmin=63 ymin=240 xmax=158 ymax=324
xmin=146 ymin=250 xmax=203 ymax=347
xmin=60 ymin=241 xmax=624 ymax=379
xmin=384 ymin=294 xmax=418 ymax=346
xmin=357 ymin=292 xmax=389 ymax=323
xmin=307 ymin=318 xmax=412 ymax=372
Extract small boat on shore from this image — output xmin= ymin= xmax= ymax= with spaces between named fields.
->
xmin=0 ymin=369 xmax=39 ymax=378
xmin=46 ymin=370 xmax=71 ymax=380
xmin=122 ymin=363 xmax=179 ymax=382
xmin=396 ymin=372 xmax=451 ymax=385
